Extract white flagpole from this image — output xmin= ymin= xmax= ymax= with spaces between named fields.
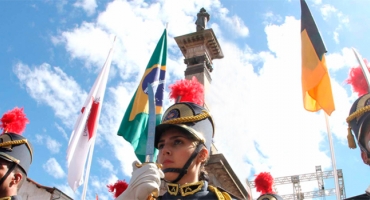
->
xmin=324 ymin=113 xmax=340 ymax=200
xmin=82 ymin=136 xmax=96 ymax=200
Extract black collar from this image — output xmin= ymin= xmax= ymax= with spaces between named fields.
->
xmin=167 ymin=180 xmax=205 ymax=196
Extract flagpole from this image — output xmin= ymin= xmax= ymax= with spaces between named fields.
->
xmin=324 ymin=113 xmax=340 ymax=200
xmin=81 ymin=136 xmax=96 ymax=200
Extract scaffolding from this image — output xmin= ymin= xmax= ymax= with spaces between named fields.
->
xmin=248 ymin=166 xmax=346 ymax=200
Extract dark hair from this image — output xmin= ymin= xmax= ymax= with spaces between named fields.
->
xmin=199 ymin=170 xmax=209 ymax=181
xmin=199 ymin=157 xmax=209 ymax=181
xmin=360 ymin=120 xmax=370 ymax=150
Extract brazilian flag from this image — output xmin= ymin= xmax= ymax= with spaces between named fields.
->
xmin=118 ymin=29 xmax=167 ymax=162
xmin=301 ymin=0 xmax=335 ymax=116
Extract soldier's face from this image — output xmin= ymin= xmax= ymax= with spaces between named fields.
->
xmin=361 ymin=121 xmax=370 ymax=153
xmin=157 ymin=128 xmax=198 ymax=183
xmin=0 ymin=159 xmax=16 ymax=196
xmin=365 ymin=131 xmax=370 ymax=153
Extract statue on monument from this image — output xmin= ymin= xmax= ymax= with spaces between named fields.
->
xmin=195 ymin=7 xmax=210 ymax=31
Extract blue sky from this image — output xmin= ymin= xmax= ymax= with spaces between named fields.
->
xmin=0 ymin=0 xmax=368 ymax=199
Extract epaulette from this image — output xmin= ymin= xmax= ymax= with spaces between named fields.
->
xmin=209 ymin=185 xmax=245 ymax=200
xmin=208 ymin=185 xmax=233 ymax=200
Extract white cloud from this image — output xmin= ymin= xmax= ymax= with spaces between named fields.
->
xmin=13 ymin=62 xmax=87 ymax=127
xmin=55 ymin=0 xmax=68 ymax=13
xmin=217 ymin=7 xmax=249 ymax=37
xmin=74 ymin=0 xmax=97 ymax=16
xmin=55 ymin=123 xmax=69 ymax=140
xmin=263 ymin=11 xmax=283 ymax=25
xmin=99 ymin=85 xmax=139 ymax=177
xmin=318 ymin=4 xmax=349 ymax=44
xmin=333 ymin=31 xmax=339 ymax=44
xmin=43 ymin=158 xmax=66 ymax=179
xmin=35 ymin=134 xmax=43 ymax=144
xmin=46 ymin=136 xmax=62 ymax=154
xmin=312 ymin=0 xmax=322 ymax=5
xmin=320 ymin=4 xmax=337 ymax=20
xmin=52 ymin=23 xmax=114 ymax=70
xmin=326 ymin=47 xmax=358 ymax=71
xmin=98 ymin=158 xmax=116 ymax=173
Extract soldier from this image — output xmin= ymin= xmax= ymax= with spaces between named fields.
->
xmin=346 ymin=61 xmax=370 ymax=166
xmin=114 ymin=78 xmax=239 ymax=200
xmin=254 ymin=172 xmax=283 ymax=200
xmin=347 ymin=94 xmax=370 ymax=166
xmin=154 ymin=101 xmax=239 ymax=199
xmin=0 ymin=107 xmax=33 ymax=200
xmin=346 ymin=60 xmax=370 ymax=197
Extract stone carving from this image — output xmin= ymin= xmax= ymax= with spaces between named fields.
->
xmin=195 ymin=8 xmax=210 ymax=32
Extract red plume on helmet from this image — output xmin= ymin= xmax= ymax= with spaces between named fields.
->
xmin=346 ymin=59 xmax=370 ymax=97
xmin=169 ymin=76 xmax=204 ymax=106
xmin=255 ymin=172 xmax=275 ymax=195
xmin=107 ymin=180 xmax=129 ymax=198
xmin=0 ymin=107 xmax=29 ymax=135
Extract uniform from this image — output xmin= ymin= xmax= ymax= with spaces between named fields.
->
xmin=0 ymin=107 xmax=33 ymax=200
xmin=254 ymin=172 xmax=283 ymax=200
xmin=344 ymin=63 xmax=370 ymax=199
xmin=155 ymin=102 xmax=238 ymax=200
xmin=0 ymin=196 xmax=21 ymax=200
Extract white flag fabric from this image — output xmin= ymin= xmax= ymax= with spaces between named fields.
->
xmin=66 ymin=40 xmax=115 ymax=191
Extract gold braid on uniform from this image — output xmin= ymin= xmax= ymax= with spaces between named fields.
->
xmin=0 ymin=139 xmax=28 ymax=147
xmin=0 ymin=139 xmax=33 ymax=161
xmin=208 ymin=185 xmax=232 ymax=200
xmin=162 ymin=110 xmax=210 ymax=124
xmin=346 ymin=105 xmax=370 ymax=149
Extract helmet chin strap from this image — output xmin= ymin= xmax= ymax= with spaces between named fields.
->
xmin=0 ymin=162 xmax=16 ymax=186
xmin=162 ymin=144 xmax=204 ymax=183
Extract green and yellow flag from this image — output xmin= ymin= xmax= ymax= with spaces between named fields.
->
xmin=118 ymin=29 xmax=167 ymax=162
xmin=301 ymin=0 xmax=335 ymax=116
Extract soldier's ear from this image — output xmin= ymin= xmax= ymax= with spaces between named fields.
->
xmin=197 ymin=148 xmax=208 ymax=163
xmin=13 ymin=172 xmax=22 ymax=184
xmin=361 ymin=150 xmax=370 ymax=165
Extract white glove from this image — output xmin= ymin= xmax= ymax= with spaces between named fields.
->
xmin=116 ymin=160 xmax=164 ymax=200
xmin=366 ymin=185 xmax=370 ymax=196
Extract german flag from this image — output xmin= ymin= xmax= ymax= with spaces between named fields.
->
xmin=301 ymin=0 xmax=335 ymax=115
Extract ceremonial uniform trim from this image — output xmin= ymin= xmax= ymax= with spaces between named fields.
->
xmin=167 ymin=181 xmax=204 ymax=196
xmin=257 ymin=194 xmax=280 ymax=200
xmin=208 ymin=185 xmax=232 ymax=200
xmin=0 ymin=152 xmax=19 ymax=164
xmin=0 ymin=197 xmax=11 ymax=200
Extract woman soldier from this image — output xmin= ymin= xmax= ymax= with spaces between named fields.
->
xmin=345 ymin=58 xmax=370 ymax=197
xmin=113 ymin=78 xmax=239 ymax=200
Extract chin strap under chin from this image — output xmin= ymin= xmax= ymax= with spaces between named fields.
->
xmin=0 ymin=163 xmax=16 ymax=186
xmin=163 ymin=144 xmax=204 ymax=183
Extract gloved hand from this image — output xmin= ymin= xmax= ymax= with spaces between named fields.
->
xmin=116 ymin=160 xmax=164 ymax=200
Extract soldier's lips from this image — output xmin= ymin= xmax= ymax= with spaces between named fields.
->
xmin=162 ymin=159 xmax=174 ymax=166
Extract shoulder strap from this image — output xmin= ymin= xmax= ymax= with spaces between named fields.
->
xmin=208 ymin=185 xmax=232 ymax=200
